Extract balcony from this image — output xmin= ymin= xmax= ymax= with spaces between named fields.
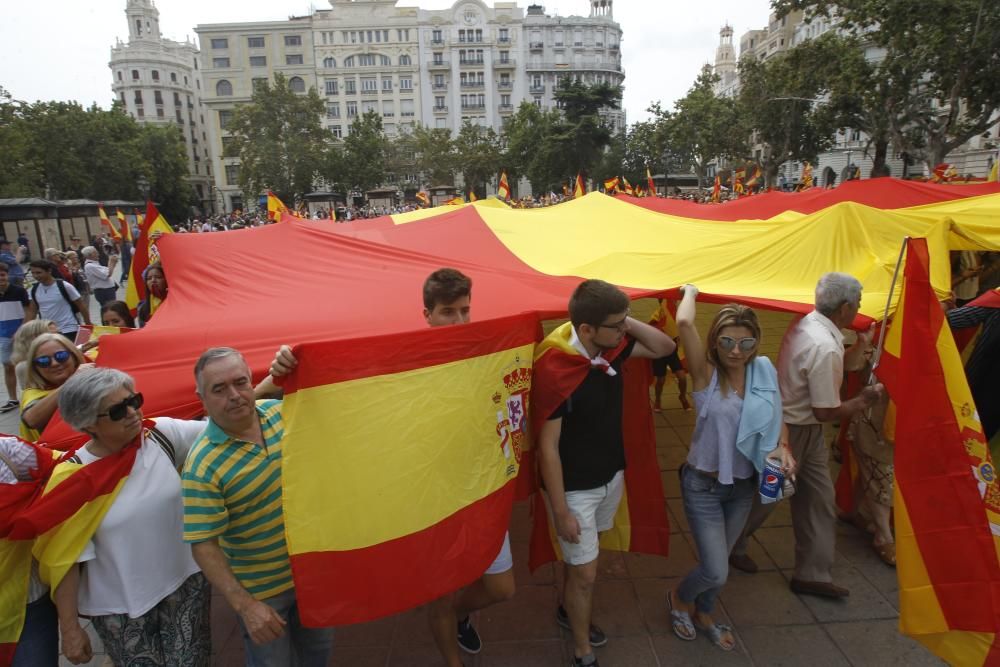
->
xmin=493 ymin=58 xmax=516 ymax=69
xmin=526 ymin=61 xmax=623 ymax=73
xmin=361 ymin=89 xmax=378 ymax=95
xmin=529 ymin=41 xmax=544 ymax=50
xmin=401 ymin=111 xmax=415 ymax=117
xmin=430 ymin=37 xmax=444 ymax=45
xmin=345 ymin=88 xmax=357 ymax=95
xmin=529 ymin=85 xmax=545 ymax=94
xmin=427 ymin=60 xmax=450 ymax=70
xmin=497 ymin=81 xmax=513 ymax=90
xmin=498 ymin=36 xmax=511 ymax=44
xmin=461 ymin=103 xmax=486 ymax=110
xmin=432 ymin=83 xmax=448 ymax=90
xmin=459 ymin=59 xmax=485 ymax=68
xmin=433 ymin=105 xmax=448 ymax=113
xmin=498 ymin=104 xmax=514 ymax=113
xmin=460 ymin=81 xmax=485 ymax=90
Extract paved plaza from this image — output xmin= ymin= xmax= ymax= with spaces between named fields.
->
xmin=0 ymin=300 xmax=944 ymax=667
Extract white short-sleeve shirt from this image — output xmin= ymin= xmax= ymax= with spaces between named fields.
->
xmin=33 ymin=280 xmax=81 ymax=333
xmin=778 ymin=311 xmax=845 ymax=425
xmin=75 ymin=417 xmax=207 ymax=618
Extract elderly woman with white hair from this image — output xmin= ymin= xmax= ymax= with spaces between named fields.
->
xmin=51 ymin=368 xmax=211 ymax=666
xmin=80 ymin=245 xmax=119 ymax=307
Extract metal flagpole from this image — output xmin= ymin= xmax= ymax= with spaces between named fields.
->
xmin=868 ymin=236 xmax=910 ymax=383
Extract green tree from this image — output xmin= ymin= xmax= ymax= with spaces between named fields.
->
xmin=410 ymin=124 xmax=456 ymax=186
xmin=343 ymin=110 xmax=388 ymax=191
xmin=774 ymin=0 xmax=1000 ymax=169
xmin=453 ymin=122 xmax=503 ymax=198
xmin=0 ymin=88 xmax=43 ymax=198
xmin=228 ymin=72 xmax=330 ymax=204
xmin=502 ymin=101 xmax=564 ymax=193
xmin=137 ymin=124 xmax=193 ymax=221
xmin=549 ymin=79 xmax=622 ymax=180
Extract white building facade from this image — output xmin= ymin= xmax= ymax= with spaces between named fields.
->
xmin=109 ymin=0 xmax=216 ymax=213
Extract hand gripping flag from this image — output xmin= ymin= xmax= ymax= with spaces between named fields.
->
xmin=125 ymin=201 xmax=173 ymax=313
xmin=97 ymin=205 xmax=122 ymax=242
xmin=497 ymin=171 xmax=511 ymax=201
xmin=879 ymin=238 xmax=1000 ymax=665
xmin=0 ymin=438 xmax=57 ymax=666
xmin=278 ymin=314 xmax=538 ymax=625
xmin=526 ymin=322 xmax=670 ymax=571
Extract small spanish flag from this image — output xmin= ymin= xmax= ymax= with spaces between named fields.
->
xmin=603 ymin=176 xmax=620 ymax=193
xmin=98 ymin=204 xmax=122 ymax=241
xmin=711 ymin=175 xmax=721 ymax=202
xmin=468 ymin=189 xmax=478 ymax=202
xmin=416 ymin=191 xmax=430 ymax=207
xmin=279 ymin=314 xmax=538 ymax=625
xmin=446 ymin=196 xmax=464 ymax=206
xmin=497 ymin=171 xmax=511 ymax=201
xmin=125 ymin=201 xmax=173 ymax=313
xmin=267 ymin=191 xmax=290 ymax=222
xmin=116 ymin=209 xmax=132 ymax=242
xmin=574 ymin=173 xmax=585 ymax=198
xmin=646 ymin=166 xmax=656 ymax=195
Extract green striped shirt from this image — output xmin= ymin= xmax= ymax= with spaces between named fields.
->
xmin=182 ymin=399 xmax=293 ymax=600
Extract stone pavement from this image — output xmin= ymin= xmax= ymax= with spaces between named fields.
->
xmin=0 ymin=298 xmax=943 ymax=667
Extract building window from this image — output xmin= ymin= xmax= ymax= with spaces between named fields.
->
xmin=380 ymin=55 xmax=391 ymax=66
xmin=211 ymin=38 xmax=228 ymax=49
xmin=399 ymin=54 xmax=411 ymax=66
xmin=173 ymin=92 xmax=181 ymax=105
xmin=382 ymin=101 xmax=394 ymax=116
xmin=400 ymin=99 xmax=414 ymax=117
xmin=327 ymin=103 xmax=340 ymax=118
xmin=212 ymin=57 xmax=230 ymax=68
xmin=284 ymin=35 xmax=302 ymax=46
xmin=323 ymin=56 xmax=336 ymax=69
xmin=119 ymin=92 xmax=125 ymax=105
xmin=501 ymin=94 xmax=510 ymax=106
xmin=432 ymin=29 xmax=442 ymax=43
xmin=434 ymin=95 xmax=445 ymax=109
xmin=325 ymin=78 xmax=338 ymax=95
xmin=382 ymin=77 xmax=392 ymax=91
xmin=362 ymin=78 xmax=377 ymax=92
xmin=136 ymin=107 xmax=143 ymax=118
xmin=153 ymin=90 xmax=163 ymax=105
xmin=331 ymin=125 xmax=342 ymax=138
xmin=225 ymin=164 xmax=239 ymax=185
xmin=249 ymin=56 xmax=267 ymax=67
xmin=346 ymin=101 xmax=358 ymax=117
xmin=500 ymin=50 xmax=510 ymax=63
xmin=219 ymin=109 xmax=233 ymax=129
xmin=289 ymin=76 xmax=306 ymax=93
xmin=117 ymin=71 xmax=123 ymax=81
xmin=247 ymin=36 xmax=265 ymax=48
xmin=400 ymin=77 xmax=412 ymax=90
xmin=134 ymin=90 xmax=143 ymax=105
xmin=156 ymin=107 xmax=164 ymax=118
xmin=216 ymin=80 xmax=233 ymax=96
xmin=359 ymin=54 xmax=375 ymax=66
xmin=362 ymin=100 xmax=377 ymax=113
xmin=131 ymin=69 xmax=139 ymax=80
xmin=152 ymin=70 xmax=159 ymax=81
xmin=344 ymin=56 xmax=355 ymax=67
xmin=345 ymin=79 xmax=356 ymax=94
xmin=286 ymin=54 xmax=304 ymax=65
xmin=499 ymin=28 xmax=509 ymax=42
xmin=170 ymin=72 xmax=177 ymax=82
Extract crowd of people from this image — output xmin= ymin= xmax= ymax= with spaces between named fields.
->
xmin=1 ymin=237 xmax=997 ymax=667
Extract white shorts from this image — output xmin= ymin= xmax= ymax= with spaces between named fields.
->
xmin=484 ymin=531 xmax=513 ymax=575
xmin=550 ymin=470 xmax=625 ymax=566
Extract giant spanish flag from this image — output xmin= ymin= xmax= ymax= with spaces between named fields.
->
xmin=527 ymin=322 xmax=670 ymax=571
xmin=880 ymin=237 xmax=1000 ymax=664
xmin=124 ymin=201 xmax=173 ymax=312
xmin=279 ymin=314 xmax=538 ymax=625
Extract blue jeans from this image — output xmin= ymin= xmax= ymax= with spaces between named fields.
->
xmin=239 ymin=588 xmax=334 ymax=667
xmin=12 ymin=595 xmax=58 ymax=667
xmin=677 ymin=465 xmax=755 ymax=614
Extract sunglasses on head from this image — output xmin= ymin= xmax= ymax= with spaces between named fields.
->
xmin=718 ymin=336 xmax=757 ymax=352
xmin=33 ymin=349 xmax=73 ymax=368
xmin=97 ymin=393 xmax=144 ymax=421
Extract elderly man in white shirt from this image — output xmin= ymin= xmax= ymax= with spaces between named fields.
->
xmin=729 ymin=272 xmax=883 ymax=599
xmin=80 ymin=247 xmax=118 ymax=307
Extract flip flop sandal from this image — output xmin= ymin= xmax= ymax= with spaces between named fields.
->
xmin=666 ymin=591 xmax=696 ymax=641
xmin=694 ymin=620 xmax=737 ymax=652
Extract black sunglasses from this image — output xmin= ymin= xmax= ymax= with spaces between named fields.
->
xmin=33 ymin=349 xmax=73 ymax=368
xmin=97 ymin=393 xmax=144 ymax=421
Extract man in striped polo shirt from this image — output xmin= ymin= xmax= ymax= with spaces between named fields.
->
xmin=182 ymin=347 xmax=334 ymax=666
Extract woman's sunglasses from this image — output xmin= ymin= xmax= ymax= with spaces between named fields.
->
xmin=33 ymin=349 xmax=73 ymax=368
xmin=97 ymin=393 xmax=144 ymax=421
xmin=718 ymin=336 xmax=757 ymax=353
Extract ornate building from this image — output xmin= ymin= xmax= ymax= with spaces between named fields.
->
xmin=109 ymin=0 xmax=216 ymax=213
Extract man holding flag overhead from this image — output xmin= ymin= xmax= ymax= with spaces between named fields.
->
xmin=535 ymin=280 xmax=673 ymax=667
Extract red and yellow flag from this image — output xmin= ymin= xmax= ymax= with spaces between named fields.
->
xmin=646 ymin=166 xmax=656 ymax=195
xmin=621 ymin=176 xmax=634 ymax=196
xmin=527 ymin=322 xmax=670 ymax=571
xmin=574 ymin=173 xmax=586 ymax=198
xmin=446 ymin=196 xmax=464 ymax=206
xmin=989 ymin=160 xmax=999 ymax=183
xmin=603 ymin=176 xmax=620 ymax=194
xmin=415 ymin=191 xmax=430 ymax=207
xmin=125 ymin=201 xmax=173 ymax=312
xmin=468 ymin=189 xmax=478 ymax=203
xmin=497 ymin=171 xmax=511 ymax=201
xmin=711 ymin=175 xmax=721 ymax=202
xmin=879 ymin=238 xmax=1000 ymax=664
xmin=115 ymin=208 xmax=132 ymax=243
xmin=279 ymin=314 xmax=538 ymax=625
xmin=97 ymin=204 xmax=121 ymax=242
xmin=267 ymin=191 xmax=290 ymax=222
xmin=746 ymin=165 xmax=762 ymax=189
xmin=802 ymin=161 xmax=814 ymax=189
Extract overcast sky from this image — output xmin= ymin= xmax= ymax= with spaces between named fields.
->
xmin=2 ymin=0 xmax=773 ymax=123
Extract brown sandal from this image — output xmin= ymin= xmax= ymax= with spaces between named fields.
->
xmin=873 ymin=540 xmax=896 ymax=567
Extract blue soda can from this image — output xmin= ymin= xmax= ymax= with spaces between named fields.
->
xmin=759 ymin=460 xmax=784 ymax=504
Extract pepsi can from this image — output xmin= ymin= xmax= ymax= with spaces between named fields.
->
xmin=759 ymin=460 xmax=784 ymax=504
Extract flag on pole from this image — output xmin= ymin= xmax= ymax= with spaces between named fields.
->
xmin=622 ymin=176 xmax=634 ymax=196
xmin=267 ymin=191 xmax=290 ymax=222
xmin=468 ymin=189 xmax=478 ymax=202
xmin=415 ymin=191 xmax=430 ymax=207
xmin=527 ymin=322 xmax=670 ymax=571
xmin=711 ymin=175 xmax=721 ymax=202
xmin=279 ymin=314 xmax=537 ymax=625
xmin=497 ymin=171 xmax=511 ymax=201
xmin=746 ymin=165 xmax=762 ymax=189
xmin=646 ymin=166 xmax=656 ymax=196
xmin=125 ymin=201 xmax=173 ymax=313
xmin=115 ymin=209 xmax=132 ymax=243
xmin=878 ymin=237 xmax=1000 ymax=665
xmin=801 ymin=161 xmax=814 ymax=189
xmin=989 ymin=160 xmax=998 ymax=183
xmin=603 ymin=177 xmax=620 ymax=194
xmin=97 ymin=205 xmax=122 ymax=241
xmin=574 ymin=173 xmax=585 ymax=198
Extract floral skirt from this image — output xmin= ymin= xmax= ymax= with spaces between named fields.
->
xmin=855 ymin=449 xmax=894 ymax=508
xmin=91 ymin=572 xmax=211 ymax=667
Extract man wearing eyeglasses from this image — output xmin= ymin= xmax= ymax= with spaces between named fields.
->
xmin=536 ymin=280 xmax=674 ymax=667
xmin=729 ymin=272 xmax=883 ymax=599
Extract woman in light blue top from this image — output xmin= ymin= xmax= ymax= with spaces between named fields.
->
xmin=666 ymin=285 xmax=795 ymax=651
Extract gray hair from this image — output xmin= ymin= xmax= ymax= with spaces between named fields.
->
xmin=815 ymin=272 xmax=863 ymax=317
xmin=194 ymin=347 xmax=249 ymax=395
xmin=81 ymin=246 xmax=99 ymax=260
xmin=58 ymin=368 xmax=135 ymax=431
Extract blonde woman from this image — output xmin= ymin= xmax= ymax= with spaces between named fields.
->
xmin=19 ymin=333 xmax=89 ymax=441
xmin=11 ymin=320 xmax=58 ymax=391
xmin=666 ymin=286 xmax=794 ymax=651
